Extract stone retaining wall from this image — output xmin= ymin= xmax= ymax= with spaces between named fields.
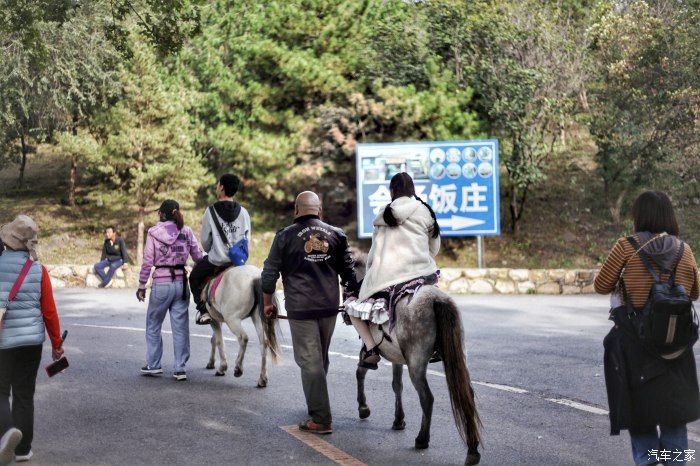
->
xmin=45 ymin=264 xmax=140 ymax=289
xmin=438 ymin=268 xmax=598 ymax=295
xmin=45 ymin=264 xmax=599 ymax=294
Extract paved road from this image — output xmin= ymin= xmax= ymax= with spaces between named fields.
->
xmin=22 ymin=290 xmax=699 ymax=465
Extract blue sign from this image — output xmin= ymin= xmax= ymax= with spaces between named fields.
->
xmin=356 ymin=140 xmax=500 ymax=238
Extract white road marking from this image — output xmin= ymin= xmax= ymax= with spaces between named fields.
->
xmin=66 ymin=323 xmax=670 ymax=426
xmin=545 ymin=398 xmax=609 ymax=416
xmin=474 ymin=381 xmax=529 ymax=394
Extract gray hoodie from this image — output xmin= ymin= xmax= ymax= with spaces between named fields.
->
xmin=201 ymin=201 xmax=251 ymax=266
xmin=636 ymin=231 xmax=680 ymax=272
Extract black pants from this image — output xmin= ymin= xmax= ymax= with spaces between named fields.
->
xmin=189 ymin=256 xmax=219 ymax=311
xmin=0 ymin=344 xmax=42 ymax=455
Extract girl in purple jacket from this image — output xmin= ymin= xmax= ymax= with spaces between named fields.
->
xmin=136 ymin=200 xmax=203 ymax=381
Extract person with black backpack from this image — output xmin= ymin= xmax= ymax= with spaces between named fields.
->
xmin=189 ymin=174 xmax=251 ymax=325
xmin=595 ymin=191 xmax=700 ymax=466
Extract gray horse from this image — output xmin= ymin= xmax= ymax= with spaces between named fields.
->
xmin=352 ymin=250 xmax=482 ymax=465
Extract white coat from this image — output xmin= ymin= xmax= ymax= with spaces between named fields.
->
xmin=358 ymin=196 xmax=440 ymax=301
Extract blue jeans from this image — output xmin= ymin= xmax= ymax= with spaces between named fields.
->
xmin=630 ymin=424 xmax=688 ymax=466
xmin=93 ymin=259 xmax=123 ymax=285
xmin=146 ymin=281 xmax=190 ymax=372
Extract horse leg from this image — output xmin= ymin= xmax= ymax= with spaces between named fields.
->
xmin=225 ymin=317 xmax=248 ymax=378
xmin=206 ymin=322 xmax=217 ymax=370
xmin=392 ymin=363 xmax=406 ymax=430
xmin=250 ymin=310 xmax=268 ymax=388
xmin=356 ymin=365 xmax=370 ymax=419
xmin=407 ymin=358 xmax=433 ymax=449
xmin=212 ymin=320 xmax=228 ymax=376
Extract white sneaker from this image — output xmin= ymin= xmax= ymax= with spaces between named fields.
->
xmin=0 ymin=428 xmax=22 ymax=466
xmin=140 ymin=366 xmax=163 ymax=376
xmin=15 ymin=450 xmax=33 ymax=462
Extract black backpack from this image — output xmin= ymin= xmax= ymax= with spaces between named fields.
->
xmin=618 ymin=236 xmax=698 ymax=360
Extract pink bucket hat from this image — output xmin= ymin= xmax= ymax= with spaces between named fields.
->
xmin=0 ymin=215 xmax=39 ymax=260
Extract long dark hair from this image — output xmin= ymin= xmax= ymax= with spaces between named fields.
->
xmin=383 ymin=172 xmax=440 ymax=238
xmin=632 ymin=191 xmax=679 ymax=236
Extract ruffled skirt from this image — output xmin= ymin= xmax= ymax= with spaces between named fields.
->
xmin=343 ymin=297 xmax=390 ymax=325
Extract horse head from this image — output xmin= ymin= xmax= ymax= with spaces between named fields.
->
xmin=350 ymin=247 xmax=368 ymax=282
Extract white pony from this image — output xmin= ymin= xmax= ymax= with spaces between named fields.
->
xmin=203 ymin=265 xmax=279 ymax=387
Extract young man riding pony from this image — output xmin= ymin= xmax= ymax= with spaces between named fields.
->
xmin=189 ymin=174 xmax=251 ymax=325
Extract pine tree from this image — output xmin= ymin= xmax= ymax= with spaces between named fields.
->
xmin=92 ymin=41 xmax=210 ymax=264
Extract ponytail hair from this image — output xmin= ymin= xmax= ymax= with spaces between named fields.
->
xmin=171 ymin=209 xmax=185 ymax=230
xmin=416 ymin=196 xmax=440 ymax=238
xmin=383 ymin=205 xmax=399 ymax=227
xmin=383 ymin=172 xmax=415 ymax=227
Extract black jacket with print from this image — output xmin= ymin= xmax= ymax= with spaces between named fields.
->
xmin=261 ymin=215 xmax=359 ymax=319
xmin=101 ymin=237 xmax=129 ymax=262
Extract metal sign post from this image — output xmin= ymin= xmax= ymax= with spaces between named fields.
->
xmin=476 ymin=235 xmax=485 ymax=269
xmin=356 ymin=140 xmax=501 ymax=241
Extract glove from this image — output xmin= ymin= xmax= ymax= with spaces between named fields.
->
xmin=136 ymin=288 xmax=146 ymax=302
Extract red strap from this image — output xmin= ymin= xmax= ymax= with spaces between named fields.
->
xmin=7 ymin=259 xmax=33 ymax=303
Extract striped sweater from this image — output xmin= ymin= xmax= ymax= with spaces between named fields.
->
xmin=594 ymin=235 xmax=700 ymax=309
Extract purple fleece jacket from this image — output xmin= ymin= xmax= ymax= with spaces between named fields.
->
xmin=139 ymin=221 xmax=203 ymax=289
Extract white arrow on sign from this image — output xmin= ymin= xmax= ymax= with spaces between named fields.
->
xmin=437 ymin=215 xmax=485 ymax=230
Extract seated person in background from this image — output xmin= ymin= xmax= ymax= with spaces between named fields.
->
xmin=189 ymin=174 xmax=251 ymax=325
xmin=93 ymin=226 xmax=129 ymax=288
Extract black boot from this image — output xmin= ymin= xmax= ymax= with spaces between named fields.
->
xmin=429 ymin=350 xmax=442 ymax=363
xmin=195 ymin=303 xmax=212 ymax=325
xmin=358 ymin=345 xmax=381 ymax=370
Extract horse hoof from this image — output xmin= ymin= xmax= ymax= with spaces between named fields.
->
xmin=257 ymin=378 xmax=268 ymax=388
xmin=358 ymin=406 xmax=371 ymax=419
xmin=234 ymin=368 xmax=243 ymax=377
xmin=465 ymin=452 xmax=481 ymax=465
xmin=391 ymin=420 xmax=405 ymax=431
xmin=205 ymin=363 xmax=215 ymax=370
xmin=215 ymin=371 xmax=225 ymax=377
xmin=415 ymin=439 xmax=429 ymax=450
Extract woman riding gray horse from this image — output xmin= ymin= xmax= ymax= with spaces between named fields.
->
xmin=345 ymin=172 xmax=440 ymax=369
xmin=345 ymin=174 xmax=482 ymax=464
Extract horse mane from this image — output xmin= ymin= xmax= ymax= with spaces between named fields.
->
xmin=350 ymin=247 xmax=368 ymax=281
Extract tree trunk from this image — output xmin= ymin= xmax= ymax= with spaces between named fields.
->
xmin=18 ymin=134 xmax=28 ymax=188
xmin=453 ymin=45 xmax=463 ymax=82
xmin=509 ymin=184 xmax=521 ymax=234
xmin=137 ymin=206 xmax=145 ymax=267
xmin=604 ymin=179 xmax=626 ymax=226
xmin=609 ymin=189 xmax=627 ymax=227
xmin=136 ymin=142 xmax=145 ymax=266
xmin=68 ymin=121 xmax=78 ymax=206
xmin=69 ymin=157 xmax=77 ymax=206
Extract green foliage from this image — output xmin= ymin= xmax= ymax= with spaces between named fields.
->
xmin=87 ymin=41 xmax=211 ymax=211
xmin=587 ymin=0 xmax=700 ymax=223
xmin=178 ymin=0 xmax=481 ymax=222
xmin=0 ymin=2 xmax=120 ymax=189
xmin=421 ymin=0 xmax=588 ymax=232
xmin=0 ymin=0 xmax=202 ymax=61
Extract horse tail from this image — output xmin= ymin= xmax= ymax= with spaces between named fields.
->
xmin=255 ymin=278 xmax=280 ymax=364
xmin=433 ymin=292 xmax=481 ymax=449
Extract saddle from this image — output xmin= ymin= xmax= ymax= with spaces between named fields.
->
xmin=201 ymin=265 xmax=233 ymax=308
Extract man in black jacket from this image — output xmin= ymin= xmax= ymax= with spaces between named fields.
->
xmin=262 ymin=191 xmax=358 ymax=435
xmin=93 ymin=226 xmax=129 ymax=287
